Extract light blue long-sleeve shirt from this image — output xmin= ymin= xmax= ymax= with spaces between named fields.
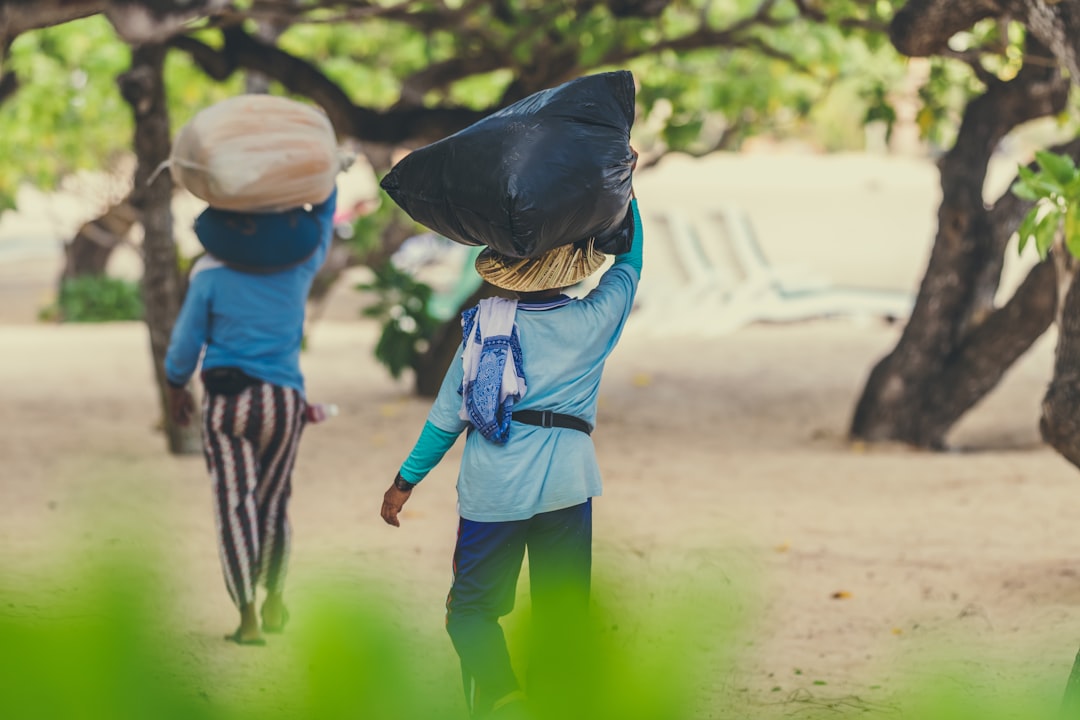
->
xmin=164 ymin=193 xmax=336 ymax=396
xmin=399 ymin=198 xmax=643 ymax=522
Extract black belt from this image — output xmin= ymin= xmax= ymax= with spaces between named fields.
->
xmin=512 ymin=410 xmax=593 ymax=435
xmin=202 ymin=367 xmax=261 ymax=396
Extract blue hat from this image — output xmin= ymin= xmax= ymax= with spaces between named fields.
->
xmin=194 ymin=187 xmax=337 ymax=272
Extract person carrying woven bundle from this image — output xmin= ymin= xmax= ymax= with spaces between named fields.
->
xmin=165 ymin=186 xmax=337 ymax=646
xmin=381 ymin=158 xmax=642 ymax=716
xmin=164 ymin=95 xmax=342 ymax=646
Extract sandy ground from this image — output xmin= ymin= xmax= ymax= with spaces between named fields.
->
xmin=2 ymin=152 xmax=1079 ymax=718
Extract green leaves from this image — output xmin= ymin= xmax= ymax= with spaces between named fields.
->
xmin=40 ymin=276 xmax=144 ymax=323
xmin=1067 ymin=206 xmax=1080 ymax=259
xmin=1011 ymin=149 xmax=1080 ymax=261
xmin=0 ymin=16 xmax=239 ymax=213
xmin=0 ymin=0 xmax=920 ymax=217
xmin=357 ymin=261 xmax=440 ymax=380
xmin=1016 ymin=204 xmax=1038 ymax=254
xmin=1010 ymin=178 xmax=1040 ymax=203
xmin=1035 ymin=149 xmax=1077 ymax=186
xmin=1 ymin=18 xmax=130 ymax=200
xmin=1033 ymin=208 xmax=1060 ymax=259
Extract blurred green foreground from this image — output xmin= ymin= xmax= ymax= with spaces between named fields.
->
xmin=0 ymin=546 xmax=1070 ymax=720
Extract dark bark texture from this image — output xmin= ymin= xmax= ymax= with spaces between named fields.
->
xmin=60 ymin=195 xmax=137 ymax=281
xmin=889 ymin=3 xmax=1080 ymax=713
xmin=0 ymin=1 xmax=106 ymax=47
xmin=889 ymin=0 xmax=1001 ymax=57
xmin=119 ymin=43 xmax=200 ymax=455
xmin=1047 ymin=255 xmax=1080 ymax=715
xmin=892 ymin=0 xmax=1080 ymax=80
xmin=1041 ymin=255 xmax=1080 ymax=468
xmin=850 ymin=49 xmax=1069 ymax=448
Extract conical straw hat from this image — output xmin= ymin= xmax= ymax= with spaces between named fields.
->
xmin=475 ymin=239 xmax=607 ymax=292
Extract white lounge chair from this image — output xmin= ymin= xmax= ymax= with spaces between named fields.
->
xmin=634 ymin=207 xmax=914 ymax=336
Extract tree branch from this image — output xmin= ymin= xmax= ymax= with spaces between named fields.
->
xmin=925 ymin=258 xmax=1057 ymax=437
xmin=890 ymin=0 xmax=1003 ymax=57
xmin=396 ymin=54 xmax=509 ymax=104
xmin=0 ymin=0 xmax=105 ymax=45
xmin=170 ymin=27 xmax=491 ymax=145
xmin=793 ymin=0 xmax=886 ymax=29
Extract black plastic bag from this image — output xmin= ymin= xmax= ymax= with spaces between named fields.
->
xmin=380 ymin=70 xmax=636 ymax=259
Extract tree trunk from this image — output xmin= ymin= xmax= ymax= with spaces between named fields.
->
xmin=1041 ymin=254 xmax=1080 ymax=717
xmin=1040 ymin=250 xmax=1080 ymax=466
xmin=850 ymin=48 xmax=1069 ymax=448
xmin=119 ymin=44 xmax=201 ymax=456
xmin=60 ymin=195 xmax=138 ymax=281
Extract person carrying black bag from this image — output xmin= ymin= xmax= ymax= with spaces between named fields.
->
xmin=381 ymin=148 xmax=642 ymax=716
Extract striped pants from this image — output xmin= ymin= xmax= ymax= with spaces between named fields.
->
xmin=202 ymin=383 xmax=306 ymax=608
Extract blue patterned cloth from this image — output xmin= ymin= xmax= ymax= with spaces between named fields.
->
xmin=459 ymin=299 xmax=526 ymax=443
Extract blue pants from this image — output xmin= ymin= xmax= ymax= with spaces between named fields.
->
xmin=445 ymin=500 xmax=592 ymax=716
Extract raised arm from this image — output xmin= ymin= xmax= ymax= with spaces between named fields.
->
xmin=612 ymin=197 xmax=643 ymax=277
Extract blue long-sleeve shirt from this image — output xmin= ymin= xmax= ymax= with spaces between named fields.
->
xmin=164 ymin=192 xmax=337 ymax=396
xmin=399 ymin=198 xmax=643 ymax=522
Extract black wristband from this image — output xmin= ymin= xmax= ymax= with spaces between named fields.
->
xmin=393 ymin=474 xmax=417 ymax=492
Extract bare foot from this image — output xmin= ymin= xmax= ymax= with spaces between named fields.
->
xmin=224 ymin=628 xmax=266 ymax=646
xmin=261 ymin=592 xmax=289 ymax=633
xmin=225 ymin=602 xmax=265 ymax=645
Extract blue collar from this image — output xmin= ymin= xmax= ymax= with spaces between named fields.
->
xmin=518 ymin=294 xmax=572 ymax=311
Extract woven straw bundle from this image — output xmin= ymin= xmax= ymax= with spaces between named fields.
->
xmin=474 ymin=239 xmax=606 ymax=292
xmin=170 ymin=95 xmax=339 ymax=212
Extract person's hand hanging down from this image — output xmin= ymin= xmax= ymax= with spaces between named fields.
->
xmin=168 ymin=385 xmax=195 ymax=426
xmin=381 ymin=474 xmax=415 ymax=527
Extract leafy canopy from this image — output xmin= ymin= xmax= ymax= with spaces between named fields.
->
xmin=0 ymin=1 xmax=921 ymax=214
xmin=0 ymin=17 xmax=242 ymax=212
